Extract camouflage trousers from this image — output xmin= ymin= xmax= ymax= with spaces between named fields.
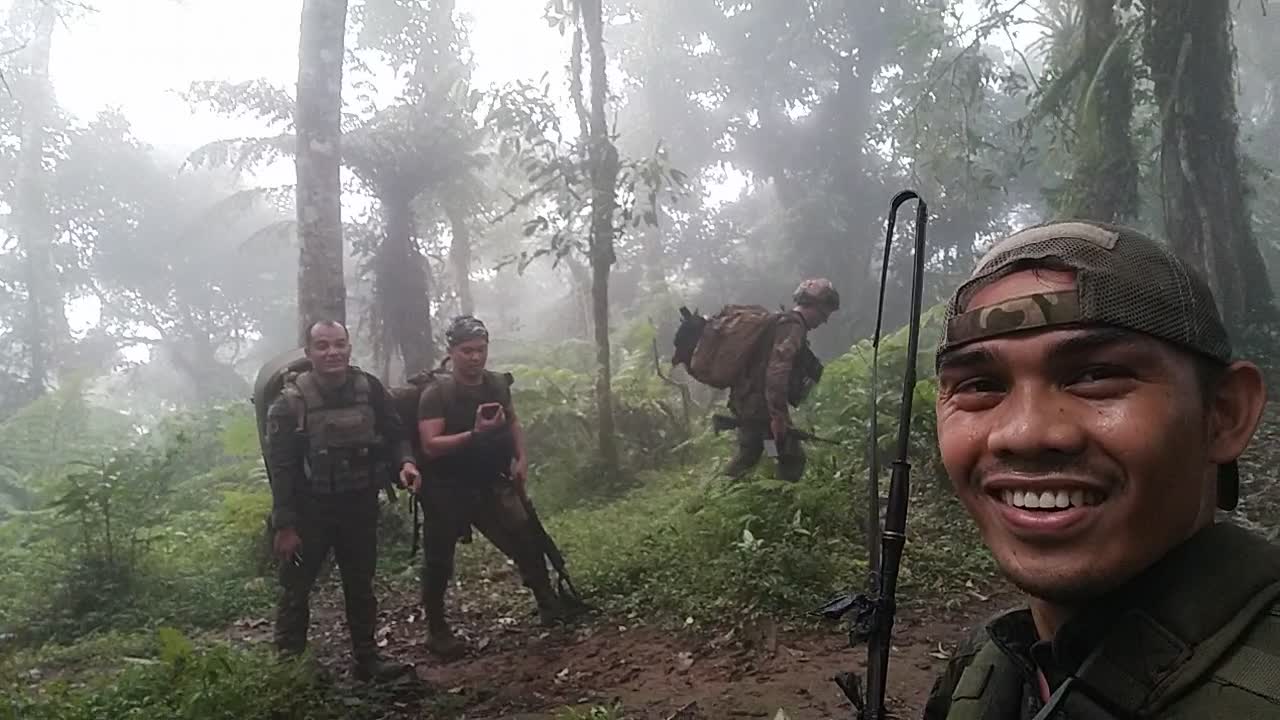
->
xmin=274 ymin=488 xmax=380 ymax=661
xmin=723 ymin=421 xmax=807 ymax=482
xmin=418 ymin=478 xmax=552 ymax=624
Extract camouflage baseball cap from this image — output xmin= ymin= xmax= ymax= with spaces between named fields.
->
xmin=446 ymin=315 xmax=489 ymax=347
xmin=936 ymin=220 xmax=1239 ymax=510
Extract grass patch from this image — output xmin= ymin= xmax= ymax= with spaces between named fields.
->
xmin=546 ymin=449 xmax=994 ymax=630
xmin=0 ymin=628 xmax=349 ymax=720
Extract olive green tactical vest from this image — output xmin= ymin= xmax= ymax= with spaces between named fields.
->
xmin=429 ymin=370 xmax=516 ymax=481
xmin=284 ymin=369 xmax=384 ymax=494
xmin=943 ymin=523 xmax=1280 ymax=719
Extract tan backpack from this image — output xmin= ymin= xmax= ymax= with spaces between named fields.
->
xmin=674 ymin=304 xmax=780 ymax=389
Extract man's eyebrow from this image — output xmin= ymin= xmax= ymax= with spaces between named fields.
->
xmin=937 ymin=346 xmax=998 ymax=373
xmin=1045 ymin=327 xmax=1144 ymax=358
xmin=936 ymin=327 xmax=1145 ymax=373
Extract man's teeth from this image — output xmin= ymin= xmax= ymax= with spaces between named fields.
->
xmin=1001 ymin=489 xmax=1102 ymax=509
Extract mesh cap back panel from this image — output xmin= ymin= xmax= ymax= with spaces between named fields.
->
xmin=940 ymin=224 xmax=1232 ymax=363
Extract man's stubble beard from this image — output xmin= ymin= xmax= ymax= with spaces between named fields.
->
xmin=997 ymin=556 xmax=1125 ymax=607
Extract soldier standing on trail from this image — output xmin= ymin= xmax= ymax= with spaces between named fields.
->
xmin=724 ymin=278 xmax=840 ymax=482
xmin=416 ymin=315 xmax=569 ymax=660
xmin=265 ymin=320 xmax=420 ymax=681
xmin=923 ymin=221 xmax=1279 ymax=718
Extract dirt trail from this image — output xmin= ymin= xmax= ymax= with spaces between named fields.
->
xmin=227 ymin=561 xmax=1013 ymax=719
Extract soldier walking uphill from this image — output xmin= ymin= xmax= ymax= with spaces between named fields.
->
xmin=264 ymin=320 xmax=420 ymax=681
xmin=724 ymin=279 xmax=840 ymax=482
xmin=416 ymin=316 xmax=569 ymax=660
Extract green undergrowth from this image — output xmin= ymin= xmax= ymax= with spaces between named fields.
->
xmin=0 ymin=309 xmax=996 ymax=718
xmin=543 ymin=451 xmax=993 ymax=630
xmin=0 ymin=628 xmax=355 ymax=720
xmin=531 ymin=305 xmax=994 ymax=628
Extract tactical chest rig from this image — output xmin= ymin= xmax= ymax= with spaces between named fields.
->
xmin=283 ymin=369 xmax=385 ymax=494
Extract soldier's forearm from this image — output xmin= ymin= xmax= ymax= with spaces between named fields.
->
xmin=765 ymin=370 xmax=792 ymax=420
xmin=422 ymin=429 xmax=476 ymax=458
xmin=392 ymin=439 xmax=415 ymax=467
xmin=269 ymin=474 xmax=300 ymax=529
xmin=511 ymin=416 xmax=528 ymax=462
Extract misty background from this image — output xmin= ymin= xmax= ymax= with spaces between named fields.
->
xmin=3 ymin=1 xmax=1280 ymax=717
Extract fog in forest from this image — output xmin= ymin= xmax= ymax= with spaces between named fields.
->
xmin=3 ymin=1 xmax=1280 ymax=717
xmin=6 ymin=0 xmax=1280 ymax=416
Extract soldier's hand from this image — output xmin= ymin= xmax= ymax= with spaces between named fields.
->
xmin=512 ymin=456 xmax=529 ymax=492
xmin=273 ymin=527 xmax=302 ymax=562
xmin=474 ymin=403 xmax=506 ymax=432
xmin=399 ymin=462 xmax=422 ymax=493
xmin=770 ymin=416 xmax=788 ymax=443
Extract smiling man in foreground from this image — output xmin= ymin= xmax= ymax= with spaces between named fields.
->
xmin=923 ymin=221 xmax=1280 ymax=718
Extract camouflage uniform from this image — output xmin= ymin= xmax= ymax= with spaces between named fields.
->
xmin=265 ymin=367 xmax=413 ymax=670
xmin=725 ymin=311 xmax=809 ymax=482
xmin=417 ymin=369 xmax=561 ymax=655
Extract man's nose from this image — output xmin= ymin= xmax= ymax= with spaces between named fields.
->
xmin=985 ymin=382 xmax=1087 ymax=459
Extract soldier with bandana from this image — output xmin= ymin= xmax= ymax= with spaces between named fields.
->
xmin=415 ymin=315 xmax=569 ymax=660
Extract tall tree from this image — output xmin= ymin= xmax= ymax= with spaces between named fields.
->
xmin=1143 ymin=0 xmax=1277 ymax=337
xmin=487 ymin=6 xmax=685 ymax=479
xmin=342 ymin=102 xmax=483 ymax=375
xmin=347 ymin=0 xmax=491 ymax=372
xmin=579 ymin=0 xmax=622 ymax=480
xmin=295 ymin=0 xmax=350 ymax=343
xmin=1058 ymin=0 xmax=1138 ymax=221
xmin=10 ymin=0 xmax=64 ymax=398
xmin=444 ymin=199 xmax=475 ymax=316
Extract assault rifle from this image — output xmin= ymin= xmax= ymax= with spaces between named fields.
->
xmin=818 ymin=190 xmax=929 ymax=719
xmin=710 ymin=414 xmax=842 ymax=446
xmin=517 ymin=489 xmax=590 ymax=613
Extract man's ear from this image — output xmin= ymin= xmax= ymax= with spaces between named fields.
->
xmin=1208 ymin=360 xmax=1268 ymax=465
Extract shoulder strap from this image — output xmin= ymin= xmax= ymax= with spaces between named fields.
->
xmin=436 ymin=373 xmax=459 ymax=414
xmin=482 ymin=369 xmax=514 ymax=390
xmin=351 ymin=369 xmax=371 ymax=404
xmin=947 ymin=637 xmax=1024 ymax=718
xmin=284 ymin=372 xmax=319 ymax=432
xmin=1207 ymin=596 xmax=1280 ymax=703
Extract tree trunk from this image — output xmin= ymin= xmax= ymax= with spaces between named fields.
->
xmin=1143 ymin=0 xmax=1277 ymax=338
xmin=1061 ymin=0 xmax=1138 ymax=221
xmin=444 ymin=201 xmax=474 ymax=316
xmin=378 ymin=191 xmax=434 ymax=376
xmin=580 ymin=0 xmax=621 ymax=481
xmin=562 ymin=255 xmax=594 ymax=339
xmin=411 ymin=0 xmax=461 ymax=96
xmin=12 ymin=0 xmax=63 ymax=397
xmin=165 ymin=340 xmax=251 ymax=404
xmin=565 ymin=15 xmax=595 ymax=340
xmin=295 ymin=0 xmax=349 ymax=344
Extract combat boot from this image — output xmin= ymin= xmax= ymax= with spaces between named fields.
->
xmin=352 ymin=653 xmax=412 ymax=682
xmin=532 ymin=584 xmax=567 ymax=626
xmin=425 ymin=621 xmax=467 ymax=660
